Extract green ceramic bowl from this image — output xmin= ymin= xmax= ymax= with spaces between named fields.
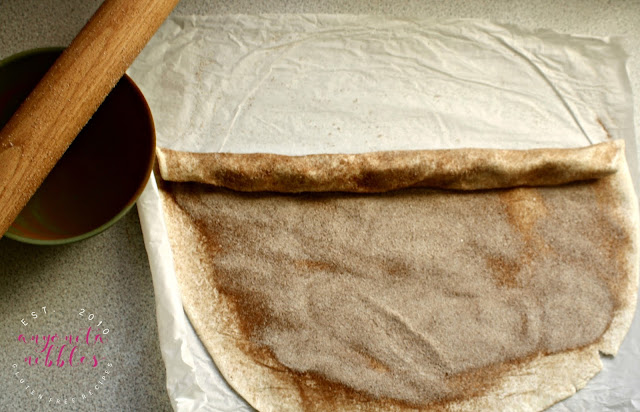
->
xmin=0 ymin=48 xmax=155 ymax=245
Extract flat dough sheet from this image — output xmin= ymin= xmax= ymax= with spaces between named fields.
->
xmin=129 ymin=15 xmax=640 ymax=411
xmin=157 ymin=142 xmax=638 ymax=411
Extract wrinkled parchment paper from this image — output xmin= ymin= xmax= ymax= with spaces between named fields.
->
xmin=128 ymin=15 xmax=640 ymax=411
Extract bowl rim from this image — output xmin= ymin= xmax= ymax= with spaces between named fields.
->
xmin=1 ymin=47 xmax=156 ymax=245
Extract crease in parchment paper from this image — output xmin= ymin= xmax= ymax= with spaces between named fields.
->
xmin=489 ymin=35 xmax=594 ymax=144
xmin=129 ymin=15 xmax=639 ymax=412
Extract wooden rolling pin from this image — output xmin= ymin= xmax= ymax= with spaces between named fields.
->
xmin=0 ymin=0 xmax=180 ymax=237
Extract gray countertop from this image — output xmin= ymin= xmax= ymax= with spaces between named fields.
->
xmin=1 ymin=1 xmax=639 ymax=411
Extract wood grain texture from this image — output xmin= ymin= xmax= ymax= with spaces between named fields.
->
xmin=0 ymin=0 xmax=179 ymax=236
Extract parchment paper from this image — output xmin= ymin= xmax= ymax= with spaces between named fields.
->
xmin=128 ymin=15 xmax=640 ymax=411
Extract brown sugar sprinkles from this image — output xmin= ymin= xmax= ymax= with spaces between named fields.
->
xmin=157 ymin=140 xmax=638 ymax=411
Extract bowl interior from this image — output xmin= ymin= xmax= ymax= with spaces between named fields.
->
xmin=0 ymin=48 xmax=155 ymax=244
